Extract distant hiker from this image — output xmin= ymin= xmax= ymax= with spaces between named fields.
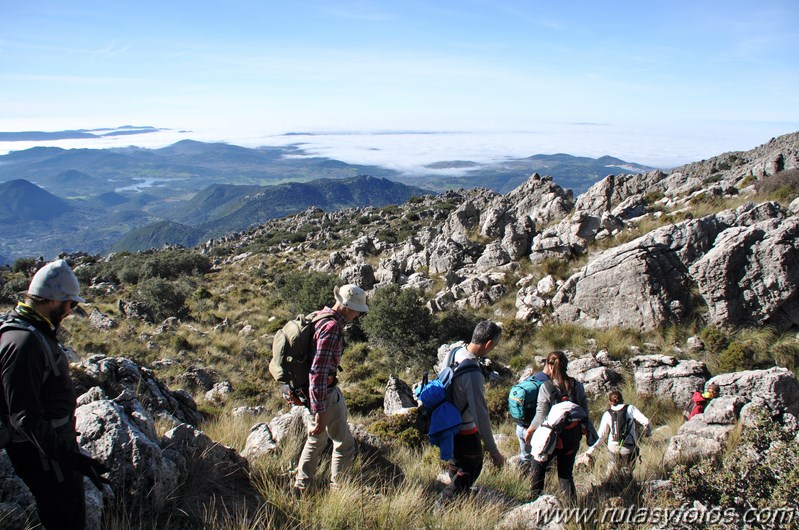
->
xmin=509 ymin=360 xmax=550 ymax=471
xmin=0 ymin=259 xmax=109 ymax=530
xmin=524 ymin=350 xmax=597 ymax=504
xmin=436 ymin=321 xmax=505 ymax=507
xmin=580 ymin=390 xmax=651 ymax=481
xmin=686 ymin=381 xmax=720 ymax=420
xmin=292 ymin=284 xmax=368 ymax=497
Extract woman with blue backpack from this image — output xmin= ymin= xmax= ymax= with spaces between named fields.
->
xmin=523 ymin=350 xmax=597 ymax=504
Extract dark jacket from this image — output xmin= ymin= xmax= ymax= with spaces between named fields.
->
xmin=0 ymin=309 xmax=79 ymax=464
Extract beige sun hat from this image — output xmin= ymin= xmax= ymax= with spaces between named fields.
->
xmin=333 ymin=284 xmax=368 ymax=313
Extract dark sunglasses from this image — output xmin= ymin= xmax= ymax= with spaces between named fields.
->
xmin=547 ymin=360 xmax=556 ymax=365
xmin=68 ymin=301 xmax=79 ymax=309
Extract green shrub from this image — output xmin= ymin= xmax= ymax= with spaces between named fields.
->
xmin=670 ymin=411 xmax=799 ymax=516
xmin=135 ymin=278 xmax=192 ymax=320
xmin=275 ymin=270 xmax=339 ymax=315
xmin=345 ymin=386 xmax=384 ymax=416
xmin=11 ymin=257 xmax=36 ymax=274
xmin=769 ymin=341 xmax=799 ymax=371
xmin=434 ymin=309 xmax=480 ymax=345
xmin=368 ymin=409 xmax=424 ymax=449
xmin=718 ymin=341 xmax=754 ymax=372
xmin=700 ymin=325 xmax=729 ymax=355
xmin=361 ymin=285 xmax=436 ymax=373
xmin=140 ymin=250 xmax=212 ymax=280
xmin=0 ymin=275 xmax=29 ymax=304
xmin=540 ymin=256 xmax=573 ymax=279
xmin=484 ymin=381 xmax=509 ymax=424
xmin=755 ymin=168 xmax=799 ymax=201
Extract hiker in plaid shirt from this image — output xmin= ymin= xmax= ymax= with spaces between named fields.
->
xmin=293 ymin=284 xmax=368 ymax=497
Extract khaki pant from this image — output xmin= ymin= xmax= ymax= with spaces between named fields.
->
xmin=295 ymin=387 xmax=355 ymax=490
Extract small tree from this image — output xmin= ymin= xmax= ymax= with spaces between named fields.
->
xmin=361 ymin=284 xmax=436 ymax=372
xmin=135 ymin=278 xmax=192 ymax=321
xmin=275 ymin=271 xmax=340 ymax=315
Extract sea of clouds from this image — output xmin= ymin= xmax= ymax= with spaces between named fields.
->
xmin=1 ymin=121 xmax=796 ymax=176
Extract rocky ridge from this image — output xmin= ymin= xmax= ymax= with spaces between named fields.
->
xmin=193 ymin=131 xmax=799 ymax=332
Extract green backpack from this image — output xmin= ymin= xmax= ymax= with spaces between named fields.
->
xmin=269 ymin=312 xmax=331 ymax=403
xmin=508 ymin=377 xmax=543 ymax=427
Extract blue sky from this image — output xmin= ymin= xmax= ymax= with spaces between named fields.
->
xmin=1 ymin=0 xmax=798 ymax=168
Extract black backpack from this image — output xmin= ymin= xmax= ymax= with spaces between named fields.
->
xmin=609 ymin=404 xmax=635 ymax=449
xmin=0 ymin=314 xmax=63 ymax=449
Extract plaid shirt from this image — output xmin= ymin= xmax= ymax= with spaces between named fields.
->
xmin=308 ymin=307 xmax=346 ymax=413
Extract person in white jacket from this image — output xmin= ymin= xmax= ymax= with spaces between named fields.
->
xmin=581 ymin=390 xmax=651 ymax=480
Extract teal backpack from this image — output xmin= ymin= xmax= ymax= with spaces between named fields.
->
xmin=508 ymin=377 xmax=543 ymax=427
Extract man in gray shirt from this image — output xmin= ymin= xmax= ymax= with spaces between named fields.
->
xmin=436 ymin=320 xmax=505 ymax=506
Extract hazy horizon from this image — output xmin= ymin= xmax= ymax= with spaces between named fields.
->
xmin=2 ymin=1 xmax=798 ymax=176
xmin=0 ymin=120 xmax=796 ymax=176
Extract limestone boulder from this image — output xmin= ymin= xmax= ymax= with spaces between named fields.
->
xmin=568 ymin=355 xmax=624 ymax=397
xmin=89 ymin=308 xmax=117 ymax=330
xmin=690 ymin=215 xmax=799 ymax=331
xmin=383 ymin=375 xmax=417 ymax=415
xmin=76 ymin=398 xmax=177 ymax=509
xmin=663 ymin=367 xmax=799 ymax=468
xmin=0 ymin=451 xmax=37 ymax=527
xmin=629 ymin=355 xmax=709 ymax=408
xmin=499 ymin=494 xmax=566 ymax=530
xmin=76 ymin=356 xmax=203 ymax=426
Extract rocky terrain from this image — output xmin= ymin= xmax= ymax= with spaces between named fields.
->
xmin=1 ymin=131 xmax=798 ymax=527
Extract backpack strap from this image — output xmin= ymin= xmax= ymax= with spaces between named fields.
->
xmin=449 ymin=359 xmax=483 ymax=414
xmin=0 ymin=315 xmax=62 ymax=381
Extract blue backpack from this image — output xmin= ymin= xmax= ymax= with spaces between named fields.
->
xmin=415 ymin=347 xmax=482 ymax=460
xmin=508 ymin=377 xmax=544 ymax=427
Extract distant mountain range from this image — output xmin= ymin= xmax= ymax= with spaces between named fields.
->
xmin=0 ymin=126 xmax=163 ymax=141
xmin=0 ymin=136 xmax=653 ymax=263
xmin=110 ymin=175 xmax=428 ymax=252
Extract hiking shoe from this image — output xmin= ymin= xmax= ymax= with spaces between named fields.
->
xmin=291 ymin=486 xmax=304 ymax=499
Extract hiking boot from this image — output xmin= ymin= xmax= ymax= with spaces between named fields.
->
xmin=291 ymin=486 xmax=304 ymax=499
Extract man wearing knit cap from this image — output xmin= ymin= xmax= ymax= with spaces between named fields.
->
xmin=0 ymin=259 xmax=109 ymax=529
xmin=293 ymin=284 xmax=368 ymax=497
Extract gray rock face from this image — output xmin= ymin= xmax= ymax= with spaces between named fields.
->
xmin=551 ymin=202 xmax=788 ymax=330
xmin=340 ymin=263 xmax=376 ymax=290
xmin=77 ymin=356 xmax=203 ymax=426
xmin=89 ymin=308 xmax=117 ymax=330
xmin=0 ymin=451 xmax=37 ymax=527
xmin=710 ymin=367 xmax=799 ymax=419
xmin=243 ymin=406 xmax=309 ymax=459
xmin=551 ymin=233 xmax=697 ymax=330
xmin=567 ymin=354 xmax=624 ymax=397
xmin=161 ymin=423 xmax=252 ymax=499
xmin=383 ymin=375 xmax=417 ymax=415
xmin=629 ymin=355 xmax=709 ymax=408
xmin=77 ymin=398 xmax=177 ymax=509
xmin=663 ymin=367 xmax=799 ymax=467
xmin=242 ymin=423 xmax=278 ymax=459
xmin=117 ymin=299 xmax=155 ymax=323
xmin=691 ymin=215 xmax=799 ymax=331
xmin=505 ymin=173 xmax=574 ymax=227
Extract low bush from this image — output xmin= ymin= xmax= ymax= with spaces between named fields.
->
xmin=275 ymin=270 xmax=339 ymax=315
xmin=670 ymin=411 xmax=799 ymax=517
xmin=368 ymin=410 xmax=424 ymax=449
xmin=134 ymin=278 xmax=192 ymax=321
